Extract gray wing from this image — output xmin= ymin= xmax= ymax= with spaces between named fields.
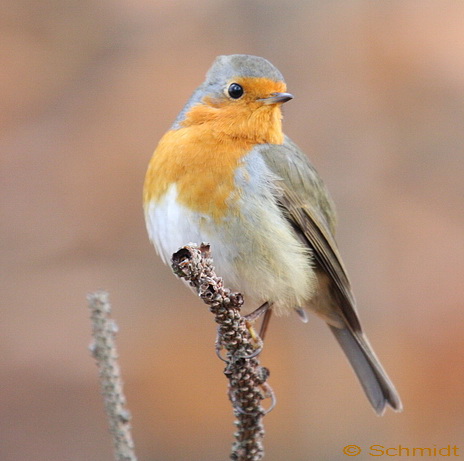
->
xmin=260 ymin=137 xmax=402 ymax=414
xmin=259 ymin=136 xmax=361 ymax=331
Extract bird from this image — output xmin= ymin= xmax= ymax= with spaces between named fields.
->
xmin=143 ymin=54 xmax=402 ymax=415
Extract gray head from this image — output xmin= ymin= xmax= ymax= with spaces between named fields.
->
xmin=205 ymin=55 xmax=285 ymax=86
xmin=172 ymin=55 xmax=287 ymax=128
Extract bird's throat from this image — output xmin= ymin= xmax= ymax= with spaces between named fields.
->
xmin=182 ymin=101 xmax=284 ymax=145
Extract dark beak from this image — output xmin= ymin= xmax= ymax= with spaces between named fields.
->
xmin=258 ymin=92 xmax=294 ymax=105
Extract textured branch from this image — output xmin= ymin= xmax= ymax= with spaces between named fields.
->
xmin=171 ymin=243 xmax=274 ymax=461
xmin=87 ymin=291 xmax=137 ymax=461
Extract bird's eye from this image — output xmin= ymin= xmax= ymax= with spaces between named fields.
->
xmin=228 ymin=83 xmax=244 ymax=99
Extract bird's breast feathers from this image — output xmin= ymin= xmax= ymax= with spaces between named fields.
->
xmin=144 ymin=144 xmax=316 ymax=313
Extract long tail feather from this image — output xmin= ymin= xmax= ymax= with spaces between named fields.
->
xmin=329 ymin=325 xmax=402 ymax=415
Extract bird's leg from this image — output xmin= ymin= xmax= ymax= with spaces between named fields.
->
xmin=244 ymin=302 xmax=272 ymax=350
xmin=258 ymin=308 xmax=273 ymax=341
xmin=215 ymin=303 xmax=272 ymax=362
xmin=244 ymin=301 xmax=271 ymax=323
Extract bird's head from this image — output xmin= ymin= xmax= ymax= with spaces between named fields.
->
xmin=175 ymin=55 xmax=293 ymax=144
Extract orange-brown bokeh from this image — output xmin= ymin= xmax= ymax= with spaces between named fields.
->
xmin=2 ymin=2 xmax=464 ymax=460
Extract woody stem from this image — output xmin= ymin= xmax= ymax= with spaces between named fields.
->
xmin=171 ymin=243 xmax=273 ymax=461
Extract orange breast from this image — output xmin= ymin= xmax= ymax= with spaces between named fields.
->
xmin=144 ymin=77 xmax=286 ymax=220
xmin=143 ymin=126 xmax=253 ymax=220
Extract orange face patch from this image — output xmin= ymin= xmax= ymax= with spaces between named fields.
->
xmin=182 ymin=77 xmax=287 ymax=144
xmin=144 ymin=77 xmax=287 ymax=219
xmin=213 ymin=77 xmax=287 ymax=107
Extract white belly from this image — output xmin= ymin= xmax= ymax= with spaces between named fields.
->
xmin=144 ymin=153 xmax=317 ymax=314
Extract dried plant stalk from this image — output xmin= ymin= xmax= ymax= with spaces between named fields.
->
xmin=88 ymin=291 xmax=137 ymax=461
xmin=172 ymin=243 xmax=274 ymax=461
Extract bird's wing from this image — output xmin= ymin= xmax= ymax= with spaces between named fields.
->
xmin=259 ymin=136 xmax=361 ymax=332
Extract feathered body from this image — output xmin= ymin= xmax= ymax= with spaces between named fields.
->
xmin=143 ymin=55 xmax=402 ymax=414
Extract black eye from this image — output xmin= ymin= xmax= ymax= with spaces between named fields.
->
xmin=228 ymin=83 xmax=244 ymax=99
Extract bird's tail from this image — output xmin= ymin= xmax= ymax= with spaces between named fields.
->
xmin=329 ymin=324 xmax=402 ymax=415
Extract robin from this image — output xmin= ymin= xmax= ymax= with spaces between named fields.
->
xmin=143 ymin=54 xmax=402 ymax=415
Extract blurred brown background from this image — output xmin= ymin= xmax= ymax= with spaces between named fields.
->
xmin=2 ymin=1 xmax=464 ymax=460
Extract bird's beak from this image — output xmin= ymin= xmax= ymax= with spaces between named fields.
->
xmin=258 ymin=92 xmax=294 ymax=105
